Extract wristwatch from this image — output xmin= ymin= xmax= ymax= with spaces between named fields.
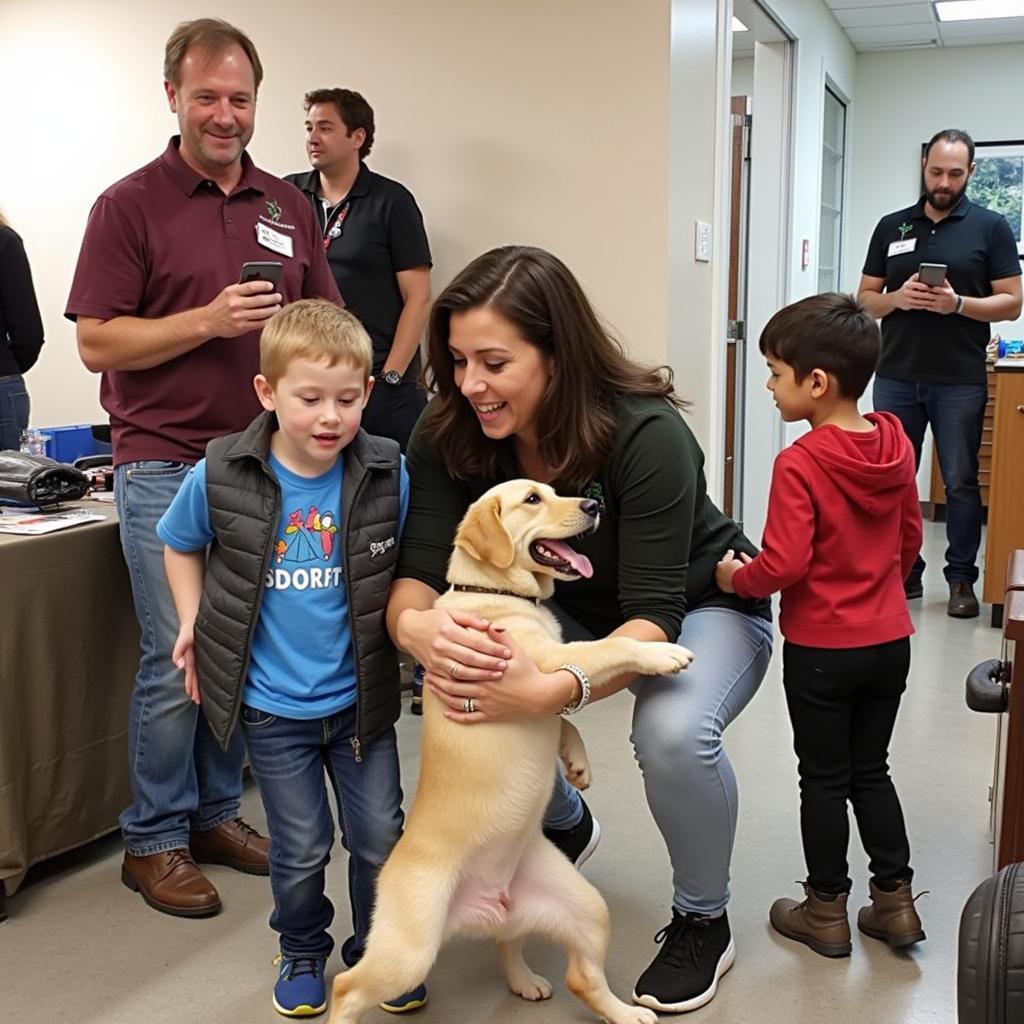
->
xmin=380 ymin=369 xmax=402 ymax=385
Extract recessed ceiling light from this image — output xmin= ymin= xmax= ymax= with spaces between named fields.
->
xmin=732 ymin=16 xmax=749 ymax=31
xmin=935 ymin=1 xmax=1024 ymax=21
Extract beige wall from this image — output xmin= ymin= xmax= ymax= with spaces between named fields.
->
xmin=0 ymin=1 xmax=672 ymax=429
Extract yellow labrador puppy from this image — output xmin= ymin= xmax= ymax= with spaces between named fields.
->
xmin=327 ymin=481 xmax=694 ymax=1024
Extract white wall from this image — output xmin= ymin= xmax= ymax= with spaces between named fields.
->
xmin=738 ymin=0 xmax=857 ymax=541
xmin=732 ymin=56 xmax=755 ymax=97
xmin=668 ymin=0 xmax=732 ymax=475
xmin=0 ymin=1 xmax=676 ymax=431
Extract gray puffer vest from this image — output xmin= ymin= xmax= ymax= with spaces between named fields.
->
xmin=194 ymin=412 xmax=402 ymax=756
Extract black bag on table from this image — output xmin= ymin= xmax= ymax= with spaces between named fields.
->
xmin=0 ymin=451 xmax=90 ymax=508
xmin=958 ymin=861 xmax=1024 ymax=1023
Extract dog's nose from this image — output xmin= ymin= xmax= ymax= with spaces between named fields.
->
xmin=580 ymin=499 xmax=599 ymax=517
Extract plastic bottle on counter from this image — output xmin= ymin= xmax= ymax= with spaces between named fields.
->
xmin=18 ymin=429 xmax=50 ymax=457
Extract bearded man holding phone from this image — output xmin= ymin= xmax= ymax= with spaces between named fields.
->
xmin=858 ymin=128 xmax=1021 ymax=618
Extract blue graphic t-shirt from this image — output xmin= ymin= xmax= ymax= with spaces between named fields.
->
xmin=157 ymin=450 xmax=408 ymax=719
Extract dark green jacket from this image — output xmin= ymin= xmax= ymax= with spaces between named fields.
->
xmin=195 ymin=412 xmax=402 ymax=754
xmin=397 ymin=395 xmax=770 ymax=641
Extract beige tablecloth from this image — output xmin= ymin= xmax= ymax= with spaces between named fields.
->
xmin=0 ymin=500 xmax=138 ymax=898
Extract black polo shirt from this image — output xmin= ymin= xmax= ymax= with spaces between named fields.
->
xmin=285 ymin=163 xmax=432 ymax=380
xmin=863 ymin=195 xmax=1020 ymax=384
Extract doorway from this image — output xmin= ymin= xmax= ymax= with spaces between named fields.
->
xmin=725 ymin=0 xmax=794 ymax=540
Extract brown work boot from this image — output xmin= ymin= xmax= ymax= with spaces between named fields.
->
xmin=190 ymin=817 xmax=270 ymax=875
xmin=857 ymin=879 xmax=926 ymax=948
xmin=769 ymin=884 xmax=852 ymax=958
xmin=948 ymin=581 xmax=980 ymax=619
xmin=121 ymin=849 xmax=221 ymax=918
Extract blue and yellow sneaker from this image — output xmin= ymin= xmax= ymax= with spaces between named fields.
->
xmin=273 ymin=955 xmax=327 ymax=1017
xmin=380 ymin=982 xmax=428 ymax=1014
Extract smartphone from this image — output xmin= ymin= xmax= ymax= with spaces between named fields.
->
xmin=239 ymin=261 xmax=283 ymax=288
xmin=918 ymin=262 xmax=947 ymax=287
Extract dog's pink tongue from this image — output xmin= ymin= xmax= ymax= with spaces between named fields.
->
xmin=543 ymin=540 xmax=594 ymax=579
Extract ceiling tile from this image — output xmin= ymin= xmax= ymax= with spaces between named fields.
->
xmin=827 ymin=0 xmax=917 ymax=9
xmin=845 ymin=23 xmax=941 ymax=45
xmin=833 ymin=4 xmax=935 ymax=29
xmin=938 ymin=17 xmax=1024 ymax=38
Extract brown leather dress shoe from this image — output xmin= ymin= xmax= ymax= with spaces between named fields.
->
xmin=190 ymin=817 xmax=270 ymax=875
xmin=121 ymin=849 xmax=221 ymax=918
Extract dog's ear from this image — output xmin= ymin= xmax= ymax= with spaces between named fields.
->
xmin=455 ymin=495 xmax=516 ymax=569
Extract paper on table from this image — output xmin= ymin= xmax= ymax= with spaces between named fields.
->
xmin=0 ymin=508 xmax=106 ymax=535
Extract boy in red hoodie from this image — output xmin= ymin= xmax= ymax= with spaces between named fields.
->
xmin=717 ymin=292 xmax=925 ymax=959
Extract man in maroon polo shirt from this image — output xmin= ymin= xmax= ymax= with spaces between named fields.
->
xmin=65 ymin=17 xmax=340 ymax=919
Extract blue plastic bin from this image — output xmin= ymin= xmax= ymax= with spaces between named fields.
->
xmin=42 ymin=424 xmax=96 ymax=464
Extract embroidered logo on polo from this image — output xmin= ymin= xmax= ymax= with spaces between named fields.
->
xmin=897 ymin=222 xmax=913 ymax=239
xmin=582 ymin=481 xmax=606 ymax=516
xmin=258 ymin=215 xmax=297 ymax=231
xmin=259 ymin=198 xmax=296 ymax=232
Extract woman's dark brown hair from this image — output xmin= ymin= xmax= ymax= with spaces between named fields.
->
xmin=424 ymin=245 xmax=686 ymax=489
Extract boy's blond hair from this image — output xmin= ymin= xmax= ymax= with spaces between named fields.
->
xmin=260 ymin=300 xmax=372 ymax=385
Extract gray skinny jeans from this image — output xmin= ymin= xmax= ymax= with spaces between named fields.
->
xmin=544 ymin=604 xmax=773 ymax=916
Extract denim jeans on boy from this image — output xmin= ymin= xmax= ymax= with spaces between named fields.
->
xmin=873 ymin=376 xmax=987 ymax=584
xmin=241 ymin=703 xmax=404 ymax=960
xmin=115 ymin=461 xmax=246 ymax=854
xmin=0 ymin=373 xmax=29 ymax=451
xmin=543 ymin=604 xmax=773 ymax=917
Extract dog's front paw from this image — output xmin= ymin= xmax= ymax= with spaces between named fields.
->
xmin=635 ymin=642 xmax=694 ymax=676
xmin=559 ymin=724 xmax=592 ymax=791
xmin=560 ymin=749 xmax=591 ymax=791
xmin=508 ymin=971 xmax=553 ymax=1001
xmin=623 ymin=1008 xmax=659 ymax=1024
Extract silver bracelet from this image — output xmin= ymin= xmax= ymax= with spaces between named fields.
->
xmin=558 ymin=663 xmax=591 ymax=715
xmin=954 ymin=294 xmax=965 ymax=315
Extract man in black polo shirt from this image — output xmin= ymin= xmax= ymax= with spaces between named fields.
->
xmin=286 ymin=89 xmax=432 ymax=451
xmin=859 ymin=128 xmax=1021 ymax=619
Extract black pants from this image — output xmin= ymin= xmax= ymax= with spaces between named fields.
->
xmin=782 ymin=638 xmax=913 ymax=895
xmin=362 ymin=381 xmax=427 ymax=453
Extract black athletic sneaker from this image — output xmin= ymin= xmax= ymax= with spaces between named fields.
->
xmin=632 ymin=909 xmax=735 ymax=1013
xmin=542 ymin=797 xmax=601 ymax=868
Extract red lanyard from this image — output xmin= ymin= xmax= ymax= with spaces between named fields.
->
xmin=322 ymin=201 xmax=351 ymax=251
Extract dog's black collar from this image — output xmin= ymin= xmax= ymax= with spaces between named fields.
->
xmin=451 ymin=584 xmax=541 ymax=605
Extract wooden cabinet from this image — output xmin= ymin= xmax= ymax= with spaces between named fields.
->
xmin=983 ymin=365 xmax=1024 ymax=613
xmin=996 ymin=555 xmax=1024 ymax=869
xmin=930 ymin=366 xmax=996 ymax=514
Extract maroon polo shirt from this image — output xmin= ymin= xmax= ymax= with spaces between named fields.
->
xmin=65 ymin=137 xmax=341 ymax=466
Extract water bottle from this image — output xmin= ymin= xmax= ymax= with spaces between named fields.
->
xmin=18 ymin=428 xmax=49 ymax=457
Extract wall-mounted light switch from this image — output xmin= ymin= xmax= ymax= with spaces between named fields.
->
xmin=695 ymin=220 xmax=712 ymax=263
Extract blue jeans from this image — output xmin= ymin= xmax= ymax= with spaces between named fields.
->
xmin=0 ymin=373 xmax=29 ymax=451
xmin=115 ymin=461 xmax=245 ymax=854
xmin=545 ymin=605 xmax=774 ymax=916
xmin=241 ymin=703 xmax=404 ymax=960
xmin=873 ymin=376 xmax=987 ymax=584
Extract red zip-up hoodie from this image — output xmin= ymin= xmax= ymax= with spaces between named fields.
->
xmin=732 ymin=411 xmax=922 ymax=648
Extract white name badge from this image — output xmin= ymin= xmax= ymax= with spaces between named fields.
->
xmin=257 ymin=222 xmax=294 ymax=258
xmin=887 ymin=239 xmax=917 ymax=257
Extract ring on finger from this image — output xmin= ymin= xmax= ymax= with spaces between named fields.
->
xmin=463 ymin=696 xmax=476 ymax=714
xmin=450 ymin=662 xmax=461 ymax=679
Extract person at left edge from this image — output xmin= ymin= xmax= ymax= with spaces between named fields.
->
xmin=64 ymin=17 xmax=341 ymax=919
xmin=0 ymin=210 xmax=45 ymax=450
